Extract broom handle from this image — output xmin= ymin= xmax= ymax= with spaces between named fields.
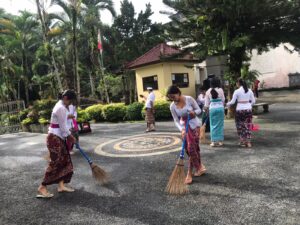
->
xmin=75 ymin=143 xmax=93 ymax=165
xmin=179 ymin=114 xmax=190 ymax=159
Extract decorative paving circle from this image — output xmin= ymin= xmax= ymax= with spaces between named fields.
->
xmin=95 ymin=133 xmax=182 ymax=158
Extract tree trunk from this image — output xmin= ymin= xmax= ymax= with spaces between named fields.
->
xmin=35 ymin=0 xmax=63 ymax=93
xmin=88 ymin=70 xmax=96 ymax=97
xmin=21 ymin=43 xmax=29 ymax=105
xmin=72 ymin=16 xmax=80 ymax=104
xmin=226 ymin=49 xmax=245 ymax=118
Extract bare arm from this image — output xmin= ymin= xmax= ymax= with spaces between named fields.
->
xmin=227 ymin=90 xmax=238 ymax=106
xmin=250 ymin=90 xmax=256 ymax=105
xmin=190 ymin=97 xmax=202 ymax=115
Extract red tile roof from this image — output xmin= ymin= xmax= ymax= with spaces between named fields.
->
xmin=126 ymin=43 xmax=198 ymax=69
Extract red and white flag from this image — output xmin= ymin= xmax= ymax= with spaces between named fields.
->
xmin=97 ymin=29 xmax=103 ymax=55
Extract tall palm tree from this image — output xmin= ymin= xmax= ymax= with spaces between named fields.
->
xmin=0 ymin=11 xmax=40 ymax=104
xmin=52 ymin=0 xmax=82 ymax=101
xmin=35 ymin=0 xmax=63 ymax=92
xmin=81 ymin=0 xmax=116 ymax=101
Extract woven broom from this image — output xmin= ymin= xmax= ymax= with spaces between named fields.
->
xmin=75 ymin=143 xmax=109 ymax=185
xmin=165 ymin=115 xmax=190 ymax=195
xmin=200 ymin=117 xmax=209 ymax=144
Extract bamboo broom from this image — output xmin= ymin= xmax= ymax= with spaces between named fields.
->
xmin=75 ymin=143 xmax=109 ymax=185
xmin=165 ymin=115 xmax=190 ymax=195
xmin=200 ymin=116 xmax=209 ymax=144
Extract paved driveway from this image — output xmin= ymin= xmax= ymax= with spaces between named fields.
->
xmin=0 ymin=103 xmax=299 ymax=225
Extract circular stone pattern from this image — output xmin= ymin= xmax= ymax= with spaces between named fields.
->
xmin=95 ymin=133 xmax=182 ymax=158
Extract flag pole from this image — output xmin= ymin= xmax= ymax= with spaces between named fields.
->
xmin=97 ymin=29 xmax=110 ymax=103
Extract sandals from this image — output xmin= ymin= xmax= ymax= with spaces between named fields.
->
xmin=246 ymin=142 xmax=252 ymax=148
xmin=239 ymin=142 xmax=247 ymax=147
xmin=58 ymin=187 xmax=75 ymax=193
xmin=36 ymin=192 xmax=54 ymax=199
xmin=210 ymin=142 xmax=223 ymax=147
xmin=210 ymin=143 xmax=217 ymax=147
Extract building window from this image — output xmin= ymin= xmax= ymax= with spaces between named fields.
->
xmin=142 ymin=75 xmax=158 ymax=91
xmin=172 ymin=73 xmax=189 ymax=88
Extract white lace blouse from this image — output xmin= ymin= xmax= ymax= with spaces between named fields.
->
xmin=48 ymin=100 xmax=71 ymax=139
xmin=170 ymin=96 xmax=202 ymax=131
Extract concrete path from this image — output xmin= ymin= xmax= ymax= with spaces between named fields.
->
xmin=0 ymin=103 xmax=299 ymax=225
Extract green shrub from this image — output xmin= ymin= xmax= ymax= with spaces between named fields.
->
xmin=126 ymin=102 xmax=144 ymax=121
xmin=142 ymin=100 xmax=172 ymax=121
xmin=154 ymin=100 xmax=172 ymax=120
xmin=85 ymin=104 xmax=104 ymax=122
xmin=77 ymin=108 xmax=90 ymax=123
xmin=8 ymin=114 xmax=19 ymax=125
xmin=19 ymin=109 xmax=30 ymax=121
xmin=33 ymin=99 xmax=56 ymax=111
xmin=38 ymin=110 xmax=52 ymax=120
xmin=102 ymin=103 xmax=127 ymax=122
xmin=21 ymin=118 xmax=35 ymax=126
xmin=38 ymin=118 xmax=49 ymax=125
xmin=27 ymin=110 xmax=39 ymax=123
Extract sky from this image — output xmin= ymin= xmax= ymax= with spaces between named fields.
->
xmin=1 ymin=0 xmax=172 ymax=25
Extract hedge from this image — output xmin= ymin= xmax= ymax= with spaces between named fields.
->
xmin=77 ymin=108 xmax=90 ymax=123
xmin=126 ymin=102 xmax=144 ymax=121
xmin=85 ymin=104 xmax=104 ymax=122
xmin=32 ymin=99 xmax=56 ymax=111
xmin=102 ymin=103 xmax=127 ymax=122
xmin=142 ymin=100 xmax=172 ymax=121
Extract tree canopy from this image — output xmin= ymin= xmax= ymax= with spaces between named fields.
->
xmin=0 ymin=0 xmax=165 ymax=104
xmin=163 ymin=0 xmax=300 ymax=84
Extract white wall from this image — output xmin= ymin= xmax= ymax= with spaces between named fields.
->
xmin=249 ymin=43 xmax=300 ymax=88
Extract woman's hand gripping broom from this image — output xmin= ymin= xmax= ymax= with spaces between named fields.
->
xmin=165 ymin=114 xmax=190 ymax=195
xmin=75 ymin=143 xmax=109 ymax=185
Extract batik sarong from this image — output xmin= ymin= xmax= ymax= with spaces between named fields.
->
xmin=235 ymin=110 xmax=253 ymax=142
xmin=209 ymin=99 xmax=224 ymax=142
xmin=42 ymin=134 xmax=73 ymax=185
xmin=145 ymin=108 xmax=155 ymax=124
xmin=183 ymin=119 xmax=201 ymax=171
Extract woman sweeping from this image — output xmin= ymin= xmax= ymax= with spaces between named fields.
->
xmin=167 ymin=85 xmax=206 ymax=185
xmin=66 ymin=103 xmax=79 ymax=155
xmin=37 ymin=90 xmax=77 ymax=198
xmin=205 ymin=78 xmax=225 ymax=147
xmin=227 ymin=78 xmax=256 ymax=148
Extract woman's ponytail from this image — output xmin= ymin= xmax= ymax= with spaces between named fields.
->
xmin=238 ymin=78 xmax=248 ymax=93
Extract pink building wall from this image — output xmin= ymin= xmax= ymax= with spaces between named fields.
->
xmin=249 ymin=44 xmax=300 ymax=89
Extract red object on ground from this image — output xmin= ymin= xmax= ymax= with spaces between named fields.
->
xmin=251 ymin=124 xmax=260 ymax=131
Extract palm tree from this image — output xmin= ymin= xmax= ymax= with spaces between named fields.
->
xmin=35 ymin=0 xmax=63 ymax=92
xmin=0 ymin=11 xmax=40 ymax=104
xmin=81 ymin=0 xmax=116 ymax=101
xmin=52 ymin=0 xmax=82 ymax=101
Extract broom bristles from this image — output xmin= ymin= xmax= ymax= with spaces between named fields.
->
xmin=43 ymin=152 xmax=50 ymax=162
xmin=165 ymin=158 xmax=189 ymax=195
xmin=200 ymin=125 xmax=207 ymax=144
xmin=91 ymin=163 xmax=109 ymax=185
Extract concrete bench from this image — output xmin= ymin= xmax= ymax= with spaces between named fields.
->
xmin=253 ymin=103 xmax=269 ymax=114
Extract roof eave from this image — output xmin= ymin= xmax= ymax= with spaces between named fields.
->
xmin=127 ymin=58 xmax=200 ymax=70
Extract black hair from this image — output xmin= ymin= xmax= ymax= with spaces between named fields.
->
xmin=62 ymin=89 xmax=77 ymax=100
xmin=211 ymin=77 xmax=221 ymax=88
xmin=166 ymin=85 xmax=181 ymax=96
xmin=238 ymin=78 xmax=249 ymax=93
xmin=57 ymin=91 xmax=63 ymax=100
xmin=210 ymin=78 xmax=220 ymax=99
xmin=202 ymin=79 xmax=210 ymax=91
